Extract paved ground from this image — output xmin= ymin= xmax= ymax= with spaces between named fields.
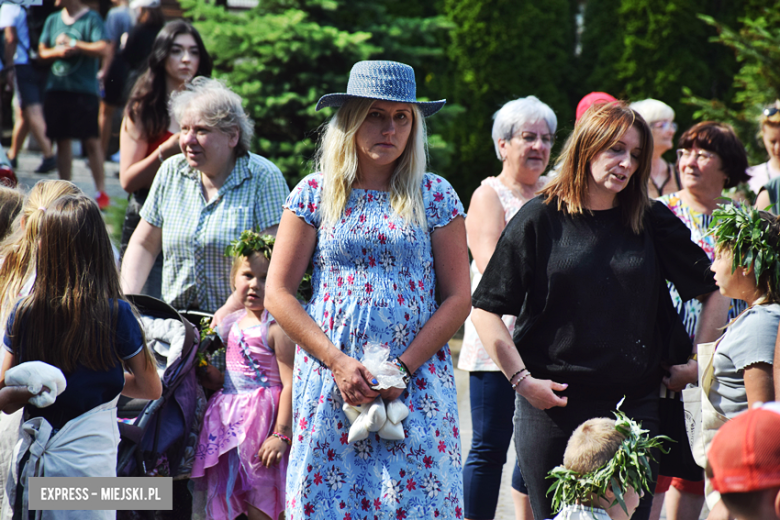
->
xmin=13 ymin=150 xmax=125 ymax=205
xmin=453 ymin=337 xmax=518 ymax=520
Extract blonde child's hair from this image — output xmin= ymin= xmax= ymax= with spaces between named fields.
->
xmin=316 ymin=98 xmax=428 ymax=228
xmin=9 ymin=195 xmax=153 ymax=372
xmin=0 ymin=186 xmax=24 ymax=241
xmin=563 ymin=418 xmax=627 ymax=476
xmin=0 ymin=180 xmax=82 ymax=330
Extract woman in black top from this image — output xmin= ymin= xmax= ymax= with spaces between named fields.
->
xmin=471 ymin=102 xmax=728 ymax=520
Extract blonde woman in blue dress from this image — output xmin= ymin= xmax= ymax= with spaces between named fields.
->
xmin=265 ymin=61 xmax=471 ymax=520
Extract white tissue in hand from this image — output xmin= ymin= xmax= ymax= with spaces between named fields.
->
xmin=342 ymin=402 xmax=360 ymax=424
xmin=365 ymin=397 xmax=386 ymax=432
xmin=347 ymin=413 xmax=370 ymax=443
xmin=5 ymin=361 xmax=67 ymax=408
xmin=378 ymin=418 xmax=405 ymax=440
xmin=385 ymin=398 xmax=409 ymax=424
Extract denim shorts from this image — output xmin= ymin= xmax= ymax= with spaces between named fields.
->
xmin=15 ymin=64 xmax=47 ymax=109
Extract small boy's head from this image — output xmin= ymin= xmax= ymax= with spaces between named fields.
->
xmin=548 ymin=407 xmax=664 ymax=520
xmin=564 ymin=418 xmax=626 ymax=476
xmin=708 ymin=402 xmax=780 ymax=520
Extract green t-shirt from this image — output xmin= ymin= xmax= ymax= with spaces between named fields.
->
xmin=40 ymin=9 xmax=106 ymax=96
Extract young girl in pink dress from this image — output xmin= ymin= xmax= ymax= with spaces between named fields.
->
xmin=191 ymin=232 xmax=294 ymax=520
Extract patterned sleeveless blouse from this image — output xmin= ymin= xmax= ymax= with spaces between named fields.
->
xmin=458 ymin=175 xmax=548 ymax=371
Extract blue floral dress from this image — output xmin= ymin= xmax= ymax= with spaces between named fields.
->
xmin=284 ymin=172 xmax=465 ymax=520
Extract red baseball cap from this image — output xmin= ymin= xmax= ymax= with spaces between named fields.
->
xmin=708 ymin=402 xmax=780 ymax=494
xmin=575 ymin=92 xmax=618 ymax=122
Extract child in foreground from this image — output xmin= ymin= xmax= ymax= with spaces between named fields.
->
xmin=707 ymin=401 xmax=780 ymax=520
xmin=2 ymin=195 xmax=161 ymax=520
xmin=546 ymin=405 xmax=668 ymax=520
xmin=191 ymin=230 xmax=294 ymax=520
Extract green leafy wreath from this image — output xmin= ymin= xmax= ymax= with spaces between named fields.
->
xmin=708 ymin=203 xmax=780 ymax=289
xmin=546 ymin=399 xmax=671 ymax=515
xmin=224 ymin=229 xmax=275 ymax=260
xmin=224 ymin=228 xmax=313 ymax=302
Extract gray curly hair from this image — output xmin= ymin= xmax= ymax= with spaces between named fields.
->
xmin=171 ymin=77 xmax=254 ymax=157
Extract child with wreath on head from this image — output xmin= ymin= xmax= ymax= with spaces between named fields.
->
xmin=190 ymin=229 xmax=294 ymax=520
xmin=695 ymin=204 xmax=780 ymax=520
xmin=546 ymin=405 xmax=668 ymax=520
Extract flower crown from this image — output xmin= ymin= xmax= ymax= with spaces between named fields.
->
xmin=708 ymin=204 xmax=780 ymax=289
xmin=546 ymin=399 xmax=670 ymax=515
xmin=224 ymin=229 xmax=275 ymax=260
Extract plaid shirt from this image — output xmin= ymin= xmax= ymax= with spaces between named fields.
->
xmin=141 ymin=153 xmax=289 ymax=313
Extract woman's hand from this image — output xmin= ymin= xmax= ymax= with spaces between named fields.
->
xmin=378 ymin=386 xmax=405 ymax=403
xmin=256 ymin=435 xmax=288 ymax=468
xmin=516 ymin=376 xmax=568 ymax=410
xmin=662 ymin=359 xmax=698 ymax=391
xmin=158 ymin=132 xmax=181 ymax=161
xmin=330 ymin=352 xmax=380 ymax=406
xmin=212 ymin=292 xmax=243 ymax=327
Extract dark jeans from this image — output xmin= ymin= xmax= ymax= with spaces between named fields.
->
xmin=513 ymin=387 xmax=660 ymax=520
xmin=463 ymin=371 xmax=527 ymax=520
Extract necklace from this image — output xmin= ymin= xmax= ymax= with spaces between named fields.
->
xmin=650 ymin=162 xmax=672 ymax=196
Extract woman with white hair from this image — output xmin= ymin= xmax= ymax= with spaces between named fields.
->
xmin=121 ymin=76 xmax=289 ymax=313
xmin=265 ymin=60 xmax=471 ymax=519
xmin=630 ymin=99 xmax=681 ymax=198
xmin=460 ymin=95 xmax=556 ymax=520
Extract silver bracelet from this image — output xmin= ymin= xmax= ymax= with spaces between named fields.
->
xmin=158 ymin=148 xmax=164 ymax=163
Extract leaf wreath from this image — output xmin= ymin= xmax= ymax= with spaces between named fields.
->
xmin=224 ymin=228 xmax=313 ymax=302
xmin=708 ymin=203 xmax=780 ymax=290
xmin=224 ymin=229 xmax=275 ymax=260
xmin=546 ymin=398 xmax=672 ymax=515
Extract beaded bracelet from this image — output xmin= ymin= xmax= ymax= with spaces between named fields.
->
xmin=508 ymin=368 xmax=527 ymax=386
xmin=393 ymin=358 xmax=411 ymax=386
xmin=272 ymin=432 xmax=292 ymax=445
xmin=511 ymin=371 xmax=531 ymax=390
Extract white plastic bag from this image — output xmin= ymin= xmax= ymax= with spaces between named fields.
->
xmin=361 ymin=343 xmax=406 ymax=390
xmin=365 ymin=396 xmax=386 ymax=432
xmin=386 ymin=398 xmax=409 ymax=424
xmin=378 ymin=418 xmax=405 ymax=440
xmin=342 ymin=402 xmax=360 ymax=423
xmin=5 ymin=361 xmax=67 ymax=408
xmin=347 ymin=413 xmax=370 ymax=443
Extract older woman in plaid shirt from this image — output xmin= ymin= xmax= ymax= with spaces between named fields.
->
xmin=121 ymin=77 xmax=289 ymax=313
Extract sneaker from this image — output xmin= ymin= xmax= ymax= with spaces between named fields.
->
xmin=96 ymin=191 xmax=111 ymax=210
xmin=35 ymin=156 xmax=57 ymax=174
xmin=8 ymin=157 xmax=17 ymax=169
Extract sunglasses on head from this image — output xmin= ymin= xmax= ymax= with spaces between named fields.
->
xmin=763 ymin=107 xmax=780 ymax=118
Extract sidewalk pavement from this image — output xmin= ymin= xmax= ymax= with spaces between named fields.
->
xmin=13 ymin=150 xmax=125 ymax=205
xmin=453 ymin=337 xmax=518 ymax=520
